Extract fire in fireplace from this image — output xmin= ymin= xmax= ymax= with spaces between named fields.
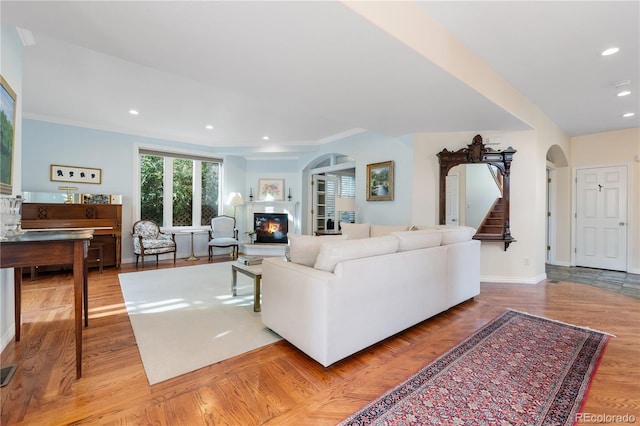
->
xmin=254 ymin=213 xmax=288 ymax=244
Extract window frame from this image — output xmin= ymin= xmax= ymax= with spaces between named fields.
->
xmin=134 ymin=145 xmax=224 ymax=230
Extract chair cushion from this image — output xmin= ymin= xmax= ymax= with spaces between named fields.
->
xmin=142 ymin=239 xmax=176 ymax=249
xmin=208 ymin=237 xmax=238 ymax=247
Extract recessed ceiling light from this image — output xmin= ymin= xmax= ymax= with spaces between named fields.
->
xmin=206 ymin=125 xmax=214 ymax=130
xmin=621 ymin=112 xmax=635 ymax=118
xmin=601 ymin=47 xmax=620 ymax=56
xmin=262 ymin=136 xmax=270 ymax=140
xmin=615 ymin=80 xmax=631 ymax=96
xmin=129 ymin=109 xmax=139 ymax=115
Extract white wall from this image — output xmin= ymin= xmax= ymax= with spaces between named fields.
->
xmin=413 ymin=131 xmax=547 ymax=284
xmin=0 ymin=25 xmax=23 ymax=352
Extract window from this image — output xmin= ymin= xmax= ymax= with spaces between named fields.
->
xmin=139 ymin=149 xmax=221 ymax=227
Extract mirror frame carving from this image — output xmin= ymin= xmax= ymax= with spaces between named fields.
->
xmin=437 ymin=134 xmax=517 ymax=250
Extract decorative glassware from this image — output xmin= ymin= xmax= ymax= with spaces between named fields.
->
xmin=0 ymin=196 xmax=23 ymax=238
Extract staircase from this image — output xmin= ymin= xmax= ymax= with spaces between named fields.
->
xmin=474 ymin=198 xmax=505 ymax=238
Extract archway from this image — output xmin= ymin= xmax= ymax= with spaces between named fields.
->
xmin=301 ymin=153 xmax=356 ymax=235
xmin=545 ymin=144 xmax=569 ymax=265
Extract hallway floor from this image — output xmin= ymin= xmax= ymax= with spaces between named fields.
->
xmin=546 ymin=264 xmax=640 ymax=300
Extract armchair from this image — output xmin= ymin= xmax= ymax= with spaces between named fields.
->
xmin=132 ymin=220 xmax=177 ymax=268
xmin=208 ymin=215 xmax=239 ymax=260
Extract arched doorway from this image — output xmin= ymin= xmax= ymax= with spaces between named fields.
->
xmin=301 ymin=153 xmax=356 ymax=235
xmin=545 ymin=144 xmax=569 ymax=265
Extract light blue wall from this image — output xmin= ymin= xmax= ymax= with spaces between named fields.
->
xmin=1 ymin=24 xmax=23 ymax=352
xmin=21 ymin=119 xmax=251 ymax=261
xmin=298 ymin=131 xmax=414 ymax=232
xmin=20 ymin=120 xmax=418 ymax=250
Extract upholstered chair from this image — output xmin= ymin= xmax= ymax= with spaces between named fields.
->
xmin=132 ymin=220 xmax=177 ymax=268
xmin=208 ymin=215 xmax=239 ymax=260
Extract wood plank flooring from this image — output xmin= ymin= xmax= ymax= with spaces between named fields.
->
xmin=1 ymin=258 xmax=639 ymax=425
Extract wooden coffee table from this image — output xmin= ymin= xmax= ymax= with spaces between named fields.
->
xmin=231 ymin=263 xmax=263 ymax=312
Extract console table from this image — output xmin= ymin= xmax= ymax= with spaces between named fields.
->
xmin=0 ymin=230 xmax=93 ymax=379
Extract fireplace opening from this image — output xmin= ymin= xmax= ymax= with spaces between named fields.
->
xmin=254 ymin=213 xmax=288 ymax=244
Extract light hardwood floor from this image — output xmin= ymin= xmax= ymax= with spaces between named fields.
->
xmin=2 ymin=258 xmax=639 ymax=425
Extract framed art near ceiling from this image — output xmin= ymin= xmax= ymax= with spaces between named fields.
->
xmin=366 ymin=160 xmax=394 ymax=201
xmin=258 ymin=178 xmax=285 ymax=201
xmin=1 ymin=75 xmax=17 ymax=195
xmin=51 ymin=164 xmax=102 ymax=184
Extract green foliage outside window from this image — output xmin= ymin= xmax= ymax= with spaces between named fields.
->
xmin=140 ymin=153 xmax=220 ymax=227
xmin=201 ymin=161 xmax=219 ymax=225
xmin=172 ymin=158 xmax=193 ymax=226
xmin=140 ymin=155 xmax=163 ymax=224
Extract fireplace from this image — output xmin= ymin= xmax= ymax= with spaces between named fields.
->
xmin=254 ymin=213 xmax=288 ymax=244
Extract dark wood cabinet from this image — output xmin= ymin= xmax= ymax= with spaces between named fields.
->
xmin=21 ymin=203 xmax=122 ymax=270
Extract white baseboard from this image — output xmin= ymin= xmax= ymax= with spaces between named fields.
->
xmin=547 ymin=260 xmax=571 ymax=267
xmin=481 ymin=273 xmax=547 ymax=285
xmin=1 ymin=325 xmax=15 ymax=354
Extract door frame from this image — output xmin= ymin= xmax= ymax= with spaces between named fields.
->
xmin=571 ymin=163 xmax=630 ymax=271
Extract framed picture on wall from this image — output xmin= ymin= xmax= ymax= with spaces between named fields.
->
xmin=258 ymin=178 xmax=285 ymax=201
xmin=1 ymin=75 xmax=17 ymax=195
xmin=366 ymin=160 xmax=394 ymax=201
xmin=50 ymin=164 xmax=102 ymax=184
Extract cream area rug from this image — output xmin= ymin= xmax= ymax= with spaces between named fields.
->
xmin=118 ymin=262 xmax=281 ymax=385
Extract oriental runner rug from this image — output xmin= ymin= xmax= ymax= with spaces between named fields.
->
xmin=340 ymin=309 xmax=612 ymax=426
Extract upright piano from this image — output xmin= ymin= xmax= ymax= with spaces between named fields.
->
xmin=21 ymin=202 xmax=122 ymax=270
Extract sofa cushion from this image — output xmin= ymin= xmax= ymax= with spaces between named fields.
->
xmin=314 ymin=235 xmax=399 ymax=272
xmin=439 ymin=226 xmax=476 ymax=245
xmin=340 ymin=223 xmax=370 ymax=240
xmin=370 ymin=224 xmax=409 ymax=237
xmin=391 ymin=229 xmax=442 ymax=251
xmin=288 ymin=233 xmax=346 ymax=267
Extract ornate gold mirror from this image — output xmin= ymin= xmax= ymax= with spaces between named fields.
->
xmin=437 ymin=135 xmax=516 ymax=250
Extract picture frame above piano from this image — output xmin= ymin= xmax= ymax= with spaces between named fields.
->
xmin=50 ymin=164 xmax=102 ymax=184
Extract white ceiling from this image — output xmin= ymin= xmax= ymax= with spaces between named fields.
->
xmin=1 ymin=1 xmax=638 ymax=150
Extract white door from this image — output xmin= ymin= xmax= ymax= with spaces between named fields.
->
xmin=576 ymin=166 xmax=627 ymax=271
xmin=445 ymin=174 xmax=459 ymax=225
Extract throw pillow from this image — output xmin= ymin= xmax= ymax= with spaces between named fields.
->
xmin=391 ymin=229 xmax=442 ymax=251
xmin=370 ymin=224 xmax=409 ymax=237
xmin=339 ymin=223 xmax=370 ymax=239
xmin=439 ymin=226 xmax=477 ymax=245
xmin=313 ymin=235 xmax=399 ymax=272
xmin=288 ymin=233 xmax=346 ymax=267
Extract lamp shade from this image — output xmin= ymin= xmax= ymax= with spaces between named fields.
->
xmin=228 ymin=192 xmax=244 ymax=207
xmin=335 ymin=197 xmax=355 ymax=212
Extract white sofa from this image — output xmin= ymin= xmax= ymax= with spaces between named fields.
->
xmin=261 ymin=225 xmax=480 ymax=367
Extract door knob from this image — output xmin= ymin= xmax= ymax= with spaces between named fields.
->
xmin=619 ymin=222 xmax=626 ymax=226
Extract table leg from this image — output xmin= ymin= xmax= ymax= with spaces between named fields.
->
xmin=231 ymin=267 xmax=238 ymax=296
xmin=14 ymin=267 xmax=22 ymax=341
xmin=73 ymin=240 xmax=85 ymax=379
xmin=186 ymin=231 xmax=199 ymax=261
xmin=254 ymin=276 xmax=261 ymax=312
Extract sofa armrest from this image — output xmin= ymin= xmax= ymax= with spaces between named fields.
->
xmin=261 ymin=257 xmax=338 ymax=365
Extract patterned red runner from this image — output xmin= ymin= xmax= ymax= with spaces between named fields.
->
xmin=340 ymin=309 xmax=611 ymax=426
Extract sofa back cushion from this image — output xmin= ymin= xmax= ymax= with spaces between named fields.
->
xmin=288 ymin=233 xmax=347 ymax=267
xmin=439 ymin=226 xmax=476 ymax=245
xmin=314 ymin=235 xmax=399 ymax=272
xmin=340 ymin=223 xmax=370 ymax=240
xmin=392 ymin=229 xmax=442 ymax=251
xmin=370 ymin=224 xmax=409 ymax=237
